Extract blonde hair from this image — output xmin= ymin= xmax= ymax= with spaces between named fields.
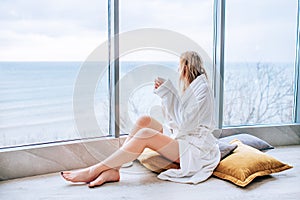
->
xmin=179 ymin=51 xmax=208 ymax=92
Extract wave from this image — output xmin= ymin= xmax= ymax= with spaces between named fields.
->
xmin=0 ymin=116 xmax=75 ymax=130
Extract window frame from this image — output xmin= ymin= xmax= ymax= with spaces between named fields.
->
xmin=1 ymin=0 xmax=300 ymax=181
xmin=108 ymin=0 xmax=120 ymax=138
xmin=214 ymin=0 xmax=300 ymax=128
xmin=0 ymin=0 xmax=298 ymax=143
xmin=213 ymin=0 xmax=225 ymax=129
xmin=294 ymin=0 xmax=300 ymax=123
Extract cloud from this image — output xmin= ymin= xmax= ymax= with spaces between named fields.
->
xmin=225 ymin=0 xmax=297 ymax=62
xmin=119 ymin=0 xmax=214 ymax=60
xmin=0 ymin=0 xmax=214 ymax=61
xmin=120 ymin=0 xmax=213 ymax=35
xmin=0 ymin=0 xmax=297 ymax=62
xmin=0 ymin=0 xmax=107 ymax=31
xmin=0 ymin=27 xmax=108 ymax=61
xmin=0 ymin=0 xmax=107 ymax=61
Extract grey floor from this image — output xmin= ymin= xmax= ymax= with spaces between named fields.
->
xmin=1 ymin=145 xmax=299 ymax=200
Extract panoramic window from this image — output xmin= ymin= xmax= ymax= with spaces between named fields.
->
xmin=223 ymin=0 xmax=297 ymax=126
xmin=119 ymin=0 xmax=214 ymax=134
xmin=0 ymin=0 xmax=109 ymax=148
xmin=1 ymin=0 xmax=298 ymax=149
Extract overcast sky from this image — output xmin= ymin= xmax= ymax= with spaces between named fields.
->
xmin=0 ymin=0 xmax=107 ymax=61
xmin=0 ymin=0 xmax=297 ymax=62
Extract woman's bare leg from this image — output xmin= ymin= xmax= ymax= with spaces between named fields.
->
xmin=123 ymin=115 xmax=163 ymax=145
xmin=61 ymin=128 xmax=179 ymax=187
xmin=61 ymin=116 xmax=164 ymax=186
xmin=119 ymin=115 xmax=163 ymax=167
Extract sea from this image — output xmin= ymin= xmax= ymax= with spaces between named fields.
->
xmin=0 ymin=61 xmax=295 ymax=148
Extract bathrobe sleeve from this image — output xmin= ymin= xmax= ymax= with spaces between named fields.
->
xmin=154 ymin=78 xmax=212 ymax=133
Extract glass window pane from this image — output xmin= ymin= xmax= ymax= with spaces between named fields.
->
xmin=119 ymin=0 xmax=214 ymax=133
xmin=0 ymin=0 xmax=109 ymax=148
xmin=223 ymin=0 xmax=297 ymax=126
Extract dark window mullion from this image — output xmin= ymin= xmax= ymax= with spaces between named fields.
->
xmin=294 ymin=0 xmax=300 ymax=123
xmin=213 ymin=0 xmax=226 ymax=129
xmin=108 ymin=0 xmax=120 ymax=138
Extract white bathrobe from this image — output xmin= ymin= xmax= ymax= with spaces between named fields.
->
xmin=153 ymin=74 xmax=221 ymax=184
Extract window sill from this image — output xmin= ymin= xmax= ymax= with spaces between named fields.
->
xmin=1 ymin=124 xmax=299 ymax=181
xmin=0 ymin=136 xmax=126 ymax=181
xmin=219 ymin=123 xmax=300 ymax=146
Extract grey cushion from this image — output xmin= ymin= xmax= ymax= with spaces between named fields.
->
xmin=219 ymin=133 xmax=274 ymax=151
xmin=218 ymin=141 xmax=238 ymax=160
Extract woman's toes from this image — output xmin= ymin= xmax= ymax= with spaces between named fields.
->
xmin=61 ymin=174 xmax=70 ymax=181
xmin=88 ymin=169 xmax=120 ymax=188
xmin=59 ymin=167 xmax=97 ymax=183
xmin=88 ymin=176 xmax=105 ymax=188
xmin=60 ymin=172 xmax=67 ymax=180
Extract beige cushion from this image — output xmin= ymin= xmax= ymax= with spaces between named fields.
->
xmin=213 ymin=140 xmax=293 ymax=187
xmin=137 ymin=148 xmax=180 ymax=174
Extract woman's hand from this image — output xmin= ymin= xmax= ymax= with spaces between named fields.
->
xmin=154 ymin=77 xmax=165 ymax=89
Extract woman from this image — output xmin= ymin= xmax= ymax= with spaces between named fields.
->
xmin=61 ymin=51 xmax=221 ymax=187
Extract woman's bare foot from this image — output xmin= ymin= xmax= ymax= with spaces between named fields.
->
xmin=88 ymin=169 xmax=120 ymax=188
xmin=61 ymin=166 xmax=100 ymax=183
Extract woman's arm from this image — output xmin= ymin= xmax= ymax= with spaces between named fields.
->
xmin=154 ymin=79 xmax=211 ymax=132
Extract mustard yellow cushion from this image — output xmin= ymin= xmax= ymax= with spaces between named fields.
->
xmin=137 ymin=148 xmax=180 ymax=173
xmin=213 ymin=140 xmax=293 ymax=187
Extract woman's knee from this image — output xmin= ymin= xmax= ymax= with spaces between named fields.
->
xmin=134 ymin=128 xmax=157 ymax=140
xmin=135 ymin=115 xmax=152 ymax=128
